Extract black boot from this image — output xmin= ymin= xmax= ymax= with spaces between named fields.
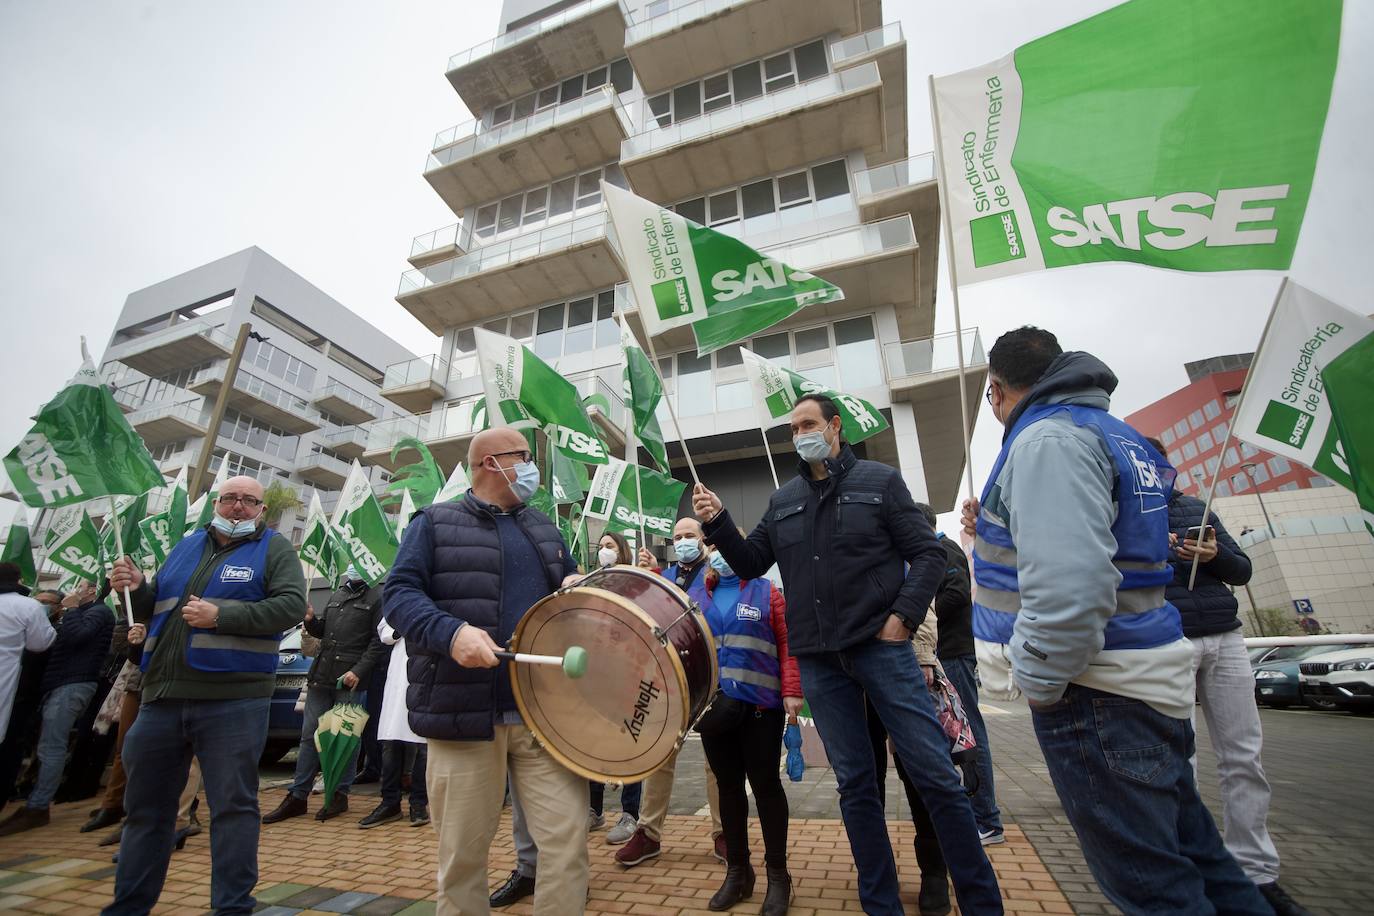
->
xmin=761 ymin=865 xmax=792 ymax=916
xmin=914 ymin=835 xmax=951 ymax=916
xmin=708 ymin=863 xmax=755 ymax=911
xmin=262 ymin=792 xmax=307 ymax=824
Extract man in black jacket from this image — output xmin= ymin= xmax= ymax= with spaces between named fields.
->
xmin=385 ymin=428 xmax=583 ymax=916
xmin=1149 ymin=438 xmax=1309 ymax=916
xmin=694 ymin=394 xmax=1002 ymax=916
xmin=263 ymin=567 xmax=388 ymax=824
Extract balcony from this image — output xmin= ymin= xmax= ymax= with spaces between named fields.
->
xmin=311 ymin=379 xmax=383 ymax=425
xmin=884 ymin=328 xmax=987 ymax=509
xmin=409 ymin=222 xmax=470 ymax=270
xmin=379 ymin=355 xmax=449 ymax=413
xmin=128 ymin=399 xmax=209 ymax=446
xmin=445 ymin=0 xmax=629 ymax=113
xmin=621 ymin=60 xmax=885 ymax=203
xmin=425 ymin=87 xmax=633 ymax=216
xmin=855 ymin=153 xmax=940 ymax=311
xmin=829 ymin=24 xmax=907 ymax=167
xmin=619 ymin=214 xmax=926 ymax=352
xmin=101 ymin=319 xmax=234 ymax=377
xmin=189 ymin=365 xmax=321 ymax=435
xmin=320 ymin=424 xmax=370 ymax=461
xmin=110 ymin=385 xmax=143 ymax=414
xmin=296 ymin=450 xmax=351 ymax=490
xmin=397 ymin=210 xmax=623 ymax=335
xmin=624 ymin=0 xmax=876 ymax=95
xmin=156 ymin=448 xmax=197 ymax=476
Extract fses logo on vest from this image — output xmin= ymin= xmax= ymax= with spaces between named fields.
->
xmin=1110 ymin=436 xmax=1170 ymax=515
xmin=220 ymin=565 xmax=255 ymax=583
xmin=736 ymin=603 xmax=762 ymax=622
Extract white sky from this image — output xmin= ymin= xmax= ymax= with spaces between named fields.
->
xmin=1 ymin=0 xmax=1370 ymax=533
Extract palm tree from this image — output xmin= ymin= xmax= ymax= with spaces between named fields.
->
xmin=262 ymin=481 xmax=303 ymax=529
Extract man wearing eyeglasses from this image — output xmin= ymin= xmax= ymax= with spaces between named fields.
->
xmin=101 ymin=475 xmax=306 ymax=916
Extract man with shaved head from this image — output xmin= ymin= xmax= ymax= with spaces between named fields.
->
xmin=387 ymin=428 xmax=585 ymax=916
xmin=102 ymin=472 xmax=306 ymax=916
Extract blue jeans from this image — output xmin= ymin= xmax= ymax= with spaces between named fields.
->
xmin=798 ymin=640 xmax=1002 ymax=915
xmin=27 ymin=681 xmax=98 ymax=809
xmin=288 ymin=685 xmax=364 ymax=800
xmin=941 ymin=655 xmax=1002 ymax=832
xmin=380 ymin=740 xmax=427 ymax=809
xmin=103 ymin=696 xmax=270 ymax=916
xmin=1031 ymin=685 xmax=1272 ymax=915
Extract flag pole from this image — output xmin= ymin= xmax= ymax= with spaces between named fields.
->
xmin=634 ymin=323 xmax=702 ymax=487
xmin=1186 ymin=277 xmax=1289 ymax=589
xmin=927 ymin=75 xmax=978 ymax=511
xmin=758 ymin=427 xmax=781 ymax=489
xmin=626 ymin=428 xmax=648 ymax=552
xmin=107 ymin=496 xmax=135 ymax=627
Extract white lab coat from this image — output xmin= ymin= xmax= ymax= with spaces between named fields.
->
xmin=376 ymin=618 xmax=421 ymax=744
xmin=0 ymin=592 xmax=56 ymax=740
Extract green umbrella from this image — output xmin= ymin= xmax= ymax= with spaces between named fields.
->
xmin=313 ymin=680 xmax=370 ymax=801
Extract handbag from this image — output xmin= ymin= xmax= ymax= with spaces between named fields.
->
xmin=694 ymin=692 xmax=751 ymax=736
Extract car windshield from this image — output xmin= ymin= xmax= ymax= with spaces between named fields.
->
xmin=1296 ymin=643 xmax=1355 ymax=659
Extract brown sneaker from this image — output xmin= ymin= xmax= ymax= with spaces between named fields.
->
xmin=0 ymin=806 xmax=48 ymax=837
xmin=614 ymin=827 xmax=661 ymax=867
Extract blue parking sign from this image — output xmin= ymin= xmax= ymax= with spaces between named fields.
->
xmin=1293 ymin=598 xmax=1315 ymax=615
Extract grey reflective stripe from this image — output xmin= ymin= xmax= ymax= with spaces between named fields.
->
xmin=721 ymin=667 xmax=781 ymax=691
xmin=718 ymin=634 xmax=778 ymax=657
xmin=141 ymin=636 xmax=158 ymax=654
xmin=1114 ymin=587 xmax=1167 ymax=615
xmin=1115 ymin=559 xmax=1169 ymax=572
xmin=973 ymin=536 xmax=1016 ymax=568
xmin=973 ymin=586 xmax=1020 ymax=613
xmin=188 ymin=634 xmax=279 ymax=655
xmin=153 ymin=597 xmax=180 ymax=614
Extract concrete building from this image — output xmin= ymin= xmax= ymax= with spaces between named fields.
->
xmin=1126 ymin=353 xmax=1336 ymax=500
xmin=373 ymin=0 xmax=985 ymax=532
xmin=95 ymin=247 xmax=417 ymax=546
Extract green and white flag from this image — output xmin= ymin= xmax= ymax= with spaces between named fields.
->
xmin=395 ymin=488 xmax=417 ymax=541
xmin=473 ymin=328 xmax=610 ymax=465
xmin=582 ymin=457 xmax=686 ymax=539
xmin=620 ymin=319 xmax=669 ymax=470
xmin=139 ymin=465 xmax=189 ymax=567
xmin=550 ymin=448 xmax=589 ymax=506
xmin=0 ymin=520 xmax=36 ymax=586
xmin=330 ymin=460 xmax=398 ymax=586
xmin=931 ymin=0 xmax=1341 ymax=285
xmin=3 ymin=342 xmax=164 ymax=509
xmin=433 ymin=462 xmax=471 ymax=504
xmin=98 ymin=491 xmax=148 ymax=569
xmin=740 ymin=347 xmax=889 ymax=444
xmin=185 ymin=462 xmax=229 ymax=535
xmin=1231 ymin=281 xmax=1373 ymax=530
xmin=604 ymin=182 xmax=843 ymax=355
xmin=46 ymin=507 xmax=103 ymax=583
xmin=299 ymin=491 xmax=346 ymax=586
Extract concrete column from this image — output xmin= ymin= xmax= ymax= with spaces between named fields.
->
xmin=889 ymin=401 xmax=928 ymax=504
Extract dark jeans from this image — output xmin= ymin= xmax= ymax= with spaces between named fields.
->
xmin=798 ymin=640 xmax=1002 ymax=916
xmin=380 ymin=740 xmax=428 ymax=809
xmin=288 ymin=686 xmax=364 ymax=800
xmin=589 ymin=779 xmax=641 ymax=818
xmin=1031 ymin=684 xmax=1271 ymax=915
xmin=701 ymin=706 xmax=788 ymax=869
xmin=357 ymin=666 xmax=386 ymax=776
xmin=865 ymin=697 xmax=935 ymax=838
xmin=941 ymin=655 xmax=1001 ymax=832
xmin=103 ymin=696 xmax=270 ymax=916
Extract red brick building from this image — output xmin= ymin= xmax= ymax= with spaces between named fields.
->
xmin=1125 ymin=354 xmax=1333 ymax=499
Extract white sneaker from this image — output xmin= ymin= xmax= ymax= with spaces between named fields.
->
xmin=311 ymin=777 xmax=324 ymax=796
xmin=588 ymin=808 xmax=606 ymax=831
xmin=979 ymin=827 xmax=1005 ymax=846
xmin=606 ymin=812 xmax=637 ymax=845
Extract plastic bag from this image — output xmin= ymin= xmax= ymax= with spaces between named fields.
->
xmin=783 ymin=719 xmax=804 ymax=782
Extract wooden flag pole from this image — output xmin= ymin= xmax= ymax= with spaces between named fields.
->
xmin=758 ymin=427 xmax=781 ymax=490
xmin=927 ymin=75 xmax=978 ymax=510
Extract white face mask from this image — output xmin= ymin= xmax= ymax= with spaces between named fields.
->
xmin=597 ymin=547 xmax=618 ymax=568
xmin=674 ymin=537 xmax=701 ymax=563
xmin=794 ymin=428 xmax=832 ymax=462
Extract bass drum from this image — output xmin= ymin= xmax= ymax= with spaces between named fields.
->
xmin=510 ymin=565 xmax=717 ymax=782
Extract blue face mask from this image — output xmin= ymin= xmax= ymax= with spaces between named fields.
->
xmin=502 ymin=460 xmax=541 ymax=503
xmin=794 ymin=430 xmax=832 ymax=463
xmin=708 ymin=551 xmax=734 ymax=578
xmin=210 ymin=514 xmax=259 ymax=539
xmin=674 ymin=537 xmax=701 ymax=564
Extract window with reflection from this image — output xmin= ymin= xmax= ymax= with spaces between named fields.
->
xmin=834 ymin=316 xmax=881 ymax=389
xmin=677 ymin=351 xmax=713 ymax=416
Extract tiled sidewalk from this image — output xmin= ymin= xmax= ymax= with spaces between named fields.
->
xmin=0 ymin=793 xmax=1069 ymax=915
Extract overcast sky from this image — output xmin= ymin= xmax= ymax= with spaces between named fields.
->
xmin=1 ymin=0 xmax=1370 ymax=533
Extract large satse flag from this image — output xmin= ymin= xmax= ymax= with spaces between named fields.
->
xmin=604 ymin=182 xmax=843 ymax=355
xmin=45 ymin=507 xmax=103 ymax=584
xmin=3 ymin=343 xmax=164 ymax=509
xmin=582 ymin=458 xmax=686 ymax=541
xmin=620 ymin=319 xmax=669 ymax=471
xmin=740 ymin=347 xmax=890 ymax=445
xmin=330 ymin=460 xmax=398 ymax=587
xmin=931 ymin=0 xmax=1341 ymax=286
xmin=1230 ymin=281 xmax=1373 ymax=533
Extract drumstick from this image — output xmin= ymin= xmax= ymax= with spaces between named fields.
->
xmin=494 ymin=645 xmax=588 ymax=679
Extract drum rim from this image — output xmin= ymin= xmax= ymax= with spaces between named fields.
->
xmin=510 ymin=583 xmax=695 ymax=783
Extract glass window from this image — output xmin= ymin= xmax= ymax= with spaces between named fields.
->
xmin=675 ymin=197 xmax=706 ymax=225
xmin=677 ymin=351 xmax=713 ymax=416
xmin=753 ymin=332 xmax=791 ymax=368
xmin=793 ymin=40 xmax=828 ymax=81
xmin=512 ymin=94 xmax=535 ymax=121
xmin=811 ymin=160 xmax=849 ymax=200
xmin=1168 ymin=449 xmax=1182 ymax=466
xmin=673 ymin=83 xmax=701 ymax=122
xmin=475 ymin=204 xmax=498 ymax=238
xmin=536 ymin=86 xmax=559 ymax=110
xmin=1205 ymin=456 xmax=1219 ymax=474
xmin=1269 ymin=455 xmax=1290 ymax=476
xmin=1231 ymin=473 xmax=1249 ymax=492
xmin=560 ymin=74 xmax=584 ymax=103
xmin=716 ymin=380 xmax=751 ymax=411
xmin=648 ymin=93 xmax=672 ymax=128
xmin=794 ymin=326 xmax=830 ymax=355
xmin=714 ymin=345 xmax=743 ymax=369
xmin=1160 ymin=427 xmax=1175 ymax=446
xmin=1196 ymin=430 xmax=1213 ymax=452
xmin=491 ymin=103 xmax=513 ymax=127
xmin=453 ymin=327 xmax=476 ymax=355
xmin=731 ymin=61 xmax=763 ymax=102
xmin=564 ymin=297 xmax=595 ymax=354
xmin=523 ymin=186 xmax=548 ymax=225
xmin=763 ymin=52 xmax=795 ymax=92
xmin=594 ymin=291 xmax=618 ymax=348
xmin=1203 ymin=399 xmax=1221 ymax=420
xmin=1217 ymin=480 xmax=1231 ymax=497
xmin=585 ymin=67 xmax=607 ymax=90
xmin=510 ymin=312 xmax=534 ymax=340
xmin=549 ymin=177 xmax=575 ymax=216
xmin=497 ymin=193 xmax=523 ymax=233
xmin=603 ymin=162 xmax=626 ymax=188
xmin=800 ymin=364 xmax=837 ymax=388
xmin=1174 ymin=419 xmax=1190 ymax=438
xmin=778 ymin=171 xmax=811 ymax=209
xmin=610 ymin=58 xmax=634 ymax=94
xmin=1224 ymin=447 xmax=1239 ymax=467
xmin=482 ymin=318 xmax=506 ymax=334
xmin=708 ymin=190 xmax=738 ymax=226
xmin=1240 ymin=442 xmax=1259 ymax=458
xmin=1250 ymin=463 xmax=1270 ymax=484
xmin=1213 ymin=421 xmax=1228 ymax=441
xmin=268 ymin=348 xmax=288 ymax=380
xmin=576 ymin=171 xmax=601 ymax=207
xmin=741 ymin=179 xmax=775 ymax=219
xmin=1182 ymin=441 xmax=1198 ymax=460
xmin=1189 ymin=409 xmax=1204 ymax=430
xmin=834 ymin=316 xmax=881 ymax=389
xmin=534 ymin=303 xmax=564 ymax=359
xmin=703 ymin=72 xmax=731 ymax=112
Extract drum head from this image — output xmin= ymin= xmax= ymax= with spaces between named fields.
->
xmin=511 ymin=585 xmax=689 ymax=782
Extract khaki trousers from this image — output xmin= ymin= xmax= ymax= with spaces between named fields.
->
xmin=637 ymin=743 xmax=721 ymax=841
xmin=177 ymin=758 xmax=202 ymax=829
xmin=428 ymin=726 xmax=588 ymax=916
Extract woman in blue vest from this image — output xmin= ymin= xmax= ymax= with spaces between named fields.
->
xmin=692 ymin=538 xmax=802 ymax=916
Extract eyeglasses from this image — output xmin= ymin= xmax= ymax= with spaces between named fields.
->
xmin=491 ymin=450 xmax=533 ymax=464
xmin=217 ymin=494 xmax=263 ymax=508
xmin=985 ymin=383 xmax=994 ymax=405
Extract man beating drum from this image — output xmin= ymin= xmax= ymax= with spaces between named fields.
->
xmin=385 ymin=428 xmax=587 ymax=916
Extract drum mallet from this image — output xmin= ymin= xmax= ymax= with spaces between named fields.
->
xmin=494 ymin=645 xmax=588 ymax=679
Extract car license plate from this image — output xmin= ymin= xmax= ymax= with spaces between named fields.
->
xmin=1259 ymin=688 xmax=1274 ymax=695
xmin=276 ymin=676 xmax=307 ymax=690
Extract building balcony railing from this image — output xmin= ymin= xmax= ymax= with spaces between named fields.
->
xmin=189 ymin=365 xmax=321 ymax=435
xmin=379 ymin=354 xmax=449 ymax=414
xmin=882 ymin=328 xmax=985 ymax=384
xmin=830 ymin=22 xmax=904 ymax=69
xmin=110 ymin=385 xmax=143 ymax=413
xmin=320 ymin=424 xmax=371 ymax=460
xmin=854 ymin=153 xmax=935 ymax=199
xmin=429 ymin=87 xmax=630 ymax=168
xmin=312 ymin=379 xmax=383 ymax=424
xmin=410 ymin=221 xmax=469 ymax=268
xmin=101 ymin=319 xmax=234 ymax=377
xmin=296 ymin=450 xmax=351 ymax=489
xmin=447 ymin=0 xmax=614 ymax=72
xmin=127 ymin=399 xmax=210 ymax=446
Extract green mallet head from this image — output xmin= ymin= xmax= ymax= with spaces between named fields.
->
xmin=563 ymin=645 xmax=588 ymax=679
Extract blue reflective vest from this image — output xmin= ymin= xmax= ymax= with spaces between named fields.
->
xmin=141 ymin=528 xmax=281 ymax=674
xmin=973 ymin=403 xmax=1182 ymax=651
xmin=689 ymin=575 xmax=782 ymax=709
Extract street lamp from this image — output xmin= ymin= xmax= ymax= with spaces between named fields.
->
xmin=1240 ymin=462 xmax=1276 ymax=537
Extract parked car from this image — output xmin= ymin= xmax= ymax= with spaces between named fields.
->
xmin=263 ymin=625 xmax=311 ymax=764
xmin=1253 ymin=643 xmax=1358 ymax=710
xmin=1299 ymin=647 xmax=1374 ymax=715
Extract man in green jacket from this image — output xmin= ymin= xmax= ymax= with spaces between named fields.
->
xmin=102 ymin=475 xmax=306 ymax=916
